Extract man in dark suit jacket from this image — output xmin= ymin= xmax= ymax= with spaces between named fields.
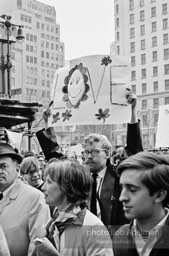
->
xmin=82 ymin=90 xmax=143 ymax=237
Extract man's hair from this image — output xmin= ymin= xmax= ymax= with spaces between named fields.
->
xmin=116 ymin=151 xmax=169 ymax=207
xmin=83 ymin=133 xmax=112 ymax=152
xmin=46 ymin=159 xmax=92 ymax=209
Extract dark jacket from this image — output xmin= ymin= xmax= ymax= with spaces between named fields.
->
xmin=98 ymin=122 xmax=143 ymax=236
xmin=112 ymin=216 xmax=169 ymax=256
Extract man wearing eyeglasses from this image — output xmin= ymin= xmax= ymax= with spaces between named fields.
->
xmin=82 ymin=90 xmax=143 ymax=238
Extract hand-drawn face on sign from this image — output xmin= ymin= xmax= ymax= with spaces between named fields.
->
xmin=62 ymin=63 xmax=90 ymax=108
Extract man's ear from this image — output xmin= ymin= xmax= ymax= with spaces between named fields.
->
xmin=105 ymin=150 xmax=111 ymax=159
xmin=154 ymin=189 xmax=167 ymax=203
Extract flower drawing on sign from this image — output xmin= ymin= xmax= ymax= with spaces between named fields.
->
xmin=95 ymin=108 xmax=110 ymax=123
xmin=62 ymin=63 xmax=90 ymax=109
xmin=52 ymin=112 xmax=60 ymax=124
xmin=101 ymin=56 xmax=112 ymax=66
xmin=62 ymin=110 xmax=72 ymax=122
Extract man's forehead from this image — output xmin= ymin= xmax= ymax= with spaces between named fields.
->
xmin=84 ymin=141 xmax=103 ymax=148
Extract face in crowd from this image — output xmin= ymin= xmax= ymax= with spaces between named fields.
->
xmin=82 ymin=134 xmax=112 ymax=173
xmin=20 ymin=156 xmax=42 ymax=188
xmin=0 ymin=156 xmax=18 ymax=192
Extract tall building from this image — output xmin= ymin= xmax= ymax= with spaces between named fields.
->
xmin=0 ymin=0 xmax=64 ymax=106
xmin=113 ymin=0 xmax=169 ymax=149
xmin=0 ymin=0 xmax=65 ymax=153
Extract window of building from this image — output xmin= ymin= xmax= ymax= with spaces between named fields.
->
xmin=153 ymin=66 xmax=158 ymax=76
xmin=26 ymin=44 xmax=29 ymax=51
xmin=41 ymin=51 xmax=44 ymax=58
xmin=152 ymin=21 xmax=157 ymax=32
xmin=116 ymin=31 xmax=120 ymax=41
xmin=164 ymin=64 xmax=169 ymax=74
xmin=115 ymin=4 xmax=119 ymax=14
xmin=165 ymin=80 xmax=169 ymax=90
xmin=142 ymin=83 xmax=147 ymax=93
xmin=152 ymin=51 xmax=158 ymax=61
xmin=130 ymin=42 xmax=135 ymax=52
xmin=141 ymin=54 xmax=146 ymax=64
xmin=139 ymin=0 xmax=144 ymax=7
xmin=46 ymin=52 xmax=49 ymax=59
xmin=129 ymin=0 xmax=134 ymax=10
xmin=42 ymin=80 xmax=45 ymax=87
xmin=140 ymin=10 xmax=145 ymax=21
xmin=163 ymin=18 xmax=168 ymax=30
xmin=130 ymin=14 xmax=134 ymax=24
xmin=141 ymin=39 xmax=146 ymax=50
xmin=131 ymin=56 xmax=136 ymax=67
xmin=34 ymin=57 xmax=37 ymax=64
xmin=132 ymin=84 xmax=136 ymax=94
xmin=162 ymin=3 xmax=168 ymax=15
xmin=142 ymin=99 xmax=147 ymax=110
xmin=151 ymin=7 xmax=156 ymax=17
xmin=131 ymin=70 xmax=136 ymax=81
xmin=37 ymin=22 xmax=40 ymax=29
xmin=26 ymin=55 xmax=29 ymax=62
xmin=46 ymin=42 xmax=49 ymax=49
xmin=116 ymin=18 xmax=119 ymax=27
xmin=130 ymin=28 xmax=135 ymax=38
xmin=41 ymin=23 xmax=45 ymax=30
xmin=142 ymin=115 xmax=148 ymax=126
xmin=154 ymin=113 xmax=158 ymax=126
xmin=152 ymin=36 xmax=157 ymax=47
xmin=141 ymin=68 xmax=146 ymax=79
xmin=153 ymin=98 xmax=159 ymax=108
xmin=140 ymin=24 xmax=145 ymax=35
xmin=153 ymin=81 xmax=158 ymax=92
xmin=164 ymin=48 xmax=169 ymax=60
xmin=117 ymin=45 xmax=120 ymax=55
xmin=165 ymin=97 xmax=169 ymax=105
xmin=163 ymin=33 xmax=169 ymax=45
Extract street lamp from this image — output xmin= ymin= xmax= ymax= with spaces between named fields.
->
xmin=0 ymin=14 xmax=24 ymax=98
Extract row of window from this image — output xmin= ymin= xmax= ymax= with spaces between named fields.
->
xmin=41 ymin=33 xmax=59 ymax=43
xmin=131 ymin=49 xmax=169 ymax=66
xmin=132 ymin=80 xmax=169 ymax=94
xmin=141 ymin=97 xmax=169 ymax=110
xmin=37 ymin=22 xmax=59 ymax=34
xmin=26 ymin=88 xmax=50 ymax=100
xmin=131 ymin=65 xmax=169 ymax=80
xmin=129 ymin=0 xmax=158 ymax=11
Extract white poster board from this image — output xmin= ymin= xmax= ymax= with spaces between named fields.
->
xmin=155 ymin=104 xmax=169 ymax=148
xmin=48 ymin=55 xmax=131 ymax=127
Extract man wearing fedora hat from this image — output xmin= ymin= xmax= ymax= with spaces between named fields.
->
xmin=0 ymin=143 xmax=50 ymax=256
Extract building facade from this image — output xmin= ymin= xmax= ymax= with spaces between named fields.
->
xmin=0 ymin=0 xmax=65 ymax=153
xmin=113 ymin=0 xmax=169 ymax=149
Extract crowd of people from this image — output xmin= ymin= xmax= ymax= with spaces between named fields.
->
xmin=0 ymin=90 xmax=169 ymax=256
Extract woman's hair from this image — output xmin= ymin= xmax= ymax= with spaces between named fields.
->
xmin=117 ymin=151 xmax=169 ymax=207
xmin=20 ymin=156 xmax=39 ymax=174
xmin=46 ymin=159 xmax=92 ymax=208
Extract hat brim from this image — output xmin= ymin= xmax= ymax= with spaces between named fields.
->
xmin=0 ymin=153 xmax=23 ymax=164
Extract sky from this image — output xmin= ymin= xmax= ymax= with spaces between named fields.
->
xmin=39 ymin=0 xmax=114 ymax=61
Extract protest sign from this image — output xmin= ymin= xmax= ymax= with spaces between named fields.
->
xmin=48 ymin=55 xmax=131 ymax=127
xmin=155 ymin=104 xmax=169 ymax=148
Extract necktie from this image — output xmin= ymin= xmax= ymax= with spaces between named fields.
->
xmin=0 ymin=193 xmax=3 ymax=201
xmin=90 ymin=173 xmax=98 ymax=215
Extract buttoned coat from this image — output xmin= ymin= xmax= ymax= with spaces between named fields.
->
xmin=0 ymin=179 xmax=50 ymax=256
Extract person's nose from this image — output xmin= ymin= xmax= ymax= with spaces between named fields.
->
xmin=119 ymin=187 xmax=129 ymax=202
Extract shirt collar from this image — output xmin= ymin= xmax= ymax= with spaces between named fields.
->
xmin=97 ymin=166 xmax=107 ymax=179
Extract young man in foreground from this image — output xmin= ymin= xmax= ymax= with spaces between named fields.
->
xmin=113 ymin=151 xmax=169 ymax=256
